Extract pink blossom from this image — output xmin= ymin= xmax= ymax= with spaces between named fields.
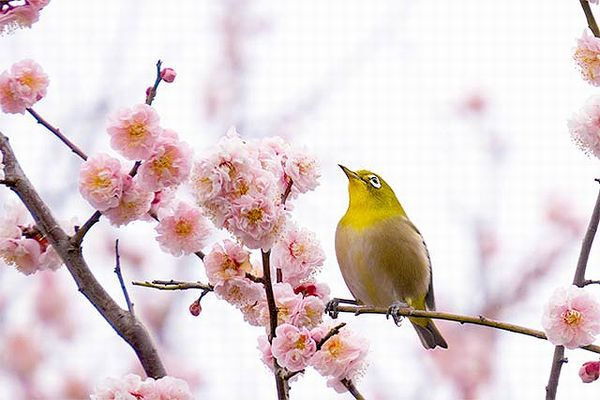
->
xmin=290 ymin=295 xmax=325 ymax=329
xmin=78 ymin=153 xmax=126 ymax=211
xmin=203 ymin=240 xmax=252 ymax=285
xmin=190 ymin=157 xmax=224 ymax=204
xmin=0 ymin=59 xmax=48 ymax=114
xmin=104 ymin=179 xmax=153 ymax=226
xmin=138 ymin=376 xmax=193 ymax=400
xmin=0 ymin=238 xmax=41 ymax=275
xmin=213 ymin=277 xmax=263 ymax=308
xmin=580 ymin=361 xmax=600 ymax=383
xmin=0 ymin=1 xmax=49 ymax=35
xmin=272 ymin=223 xmax=325 ymax=286
xmin=309 ymin=325 xmax=369 ymax=381
xmin=542 ymin=286 xmax=600 ymax=349
xmin=568 ymin=95 xmax=600 ymax=158
xmin=160 ymin=68 xmax=177 ymax=83
xmin=225 ymin=193 xmax=285 ymax=250
xmin=257 ymin=335 xmax=275 ymax=372
xmin=90 ymin=373 xmax=142 ymax=400
xmin=271 ymin=323 xmax=317 ymax=372
xmin=257 ymin=282 xmax=302 ymax=326
xmin=574 ymin=30 xmax=600 ymax=86
xmin=107 ymin=104 xmax=161 ymax=160
xmin=284 ymin=147 xmax=320 ymax=195
xmin=138 ymin=135 xmax=193 ymax=191
xmin=155 ymin=202 xmax=212 ymax=256
xmin=0 ymin=71 xmax=26 ymax=113
xmin=294 ymin=281 xmax=331 ymax=302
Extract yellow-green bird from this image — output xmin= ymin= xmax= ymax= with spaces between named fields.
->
xmin=335 ymin=165 xmax=448 ymax=349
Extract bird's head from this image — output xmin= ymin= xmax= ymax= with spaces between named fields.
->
xmin=339 ymin=165 xmax=404 ymax=213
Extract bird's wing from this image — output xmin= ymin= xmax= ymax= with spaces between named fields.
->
xmin=406 ymin=219 xmax=436 ymax=311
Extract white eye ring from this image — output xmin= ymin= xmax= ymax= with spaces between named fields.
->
xmin=368 ymin=175 xmax=381 ymax=188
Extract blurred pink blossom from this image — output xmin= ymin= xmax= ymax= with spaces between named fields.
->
xmin=155 ymin=202 xmax=212 ymax=256
xmin=542 ymin=286 xmax=600 ymax=349
xmin=568 ymin=95 xmax=600 ymax=159
xmin=107 ymin=104 xmax=161 ymax=160
xmin=0 ymin=59 xmax=48 ymax=113
xmin=575 ymin=29 xmax=600 ymax=86
xmin=90 ymin=373 xmax=143 ymax=400
xmin=0 ymin=1 xmax=49 ymax=35
xmin=103 ymin=179 xmax=153 ymax=226
xmin=138 ymin=131 xmax=193 ymax=191
xmin=271 ymin=323 xmax=317 ymax=372
xmin=579 ymin=361 xmax=600 ymax=383
xmin=204 ymin=239 xmax=252 ymax=285
xmin=160 ymin=68 xmax=177 ymax=83
xmin=78 ymin=153 xmax=126 ymax=211
xmin=272 ymin=222 xmax=325 ymax=287
xmin=138 ymin=376 xmax=194 ymax=399
xmin=2 ymin=330 xmax=43 ymax=378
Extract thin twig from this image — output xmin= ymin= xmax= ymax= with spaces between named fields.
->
xmin=341 ymin=379 xmax=366 ymax=400
xmin=580 ymin=0 xmax=600 ymax=38
xmin=0 ymin=132 xmax=166 ymax=378
xmin=145 ymin=60 xmax=163 ymax=105
xmin=583 ymin=279 xmax=600 ymax=286
xmin=132 ymin=280 xmax=213 ymax=292
xmin=316 ymin=323 xmax=347 ymax=351
xmin=546 ymin=184 xmax=600 ymax=399
xmin=329 ymin=304 xmax=600 ymax=354
xmin=26 ymin=108 xmax=88 ymax=161
xmin=114 ymin=239 xmax=135 ymax=316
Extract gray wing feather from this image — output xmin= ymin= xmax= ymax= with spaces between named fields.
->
xmin=408 ymin=220 xmax=436 ymax=311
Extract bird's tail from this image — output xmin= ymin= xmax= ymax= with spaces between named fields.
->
xmin=410 ymin=318 xmax=448 ymax=349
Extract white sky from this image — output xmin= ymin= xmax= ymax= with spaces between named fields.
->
xmin=1 ymin=0 xmax=600 ymax=399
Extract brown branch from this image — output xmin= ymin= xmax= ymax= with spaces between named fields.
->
xmin=341 ymin=379 xmax=365 ymax=400
xmin=546 ymin=184 xmax=600 ymax=399
xmin=0 ymin=132 xmax=166 ymax=378
xmin=26 ymin=108 xmax=88 ymax=161
xmin=132 ymin=280 xmax=213 ymax=292
xmin=583 ymin=279 xmax=600 ymax=286
xmin=316 ymin=323 xmax=347 ymax=351
xmin=581 ymin=0 xmax=600 ymax=38
xmin=329 ymin=304 xmax=600 ymax=355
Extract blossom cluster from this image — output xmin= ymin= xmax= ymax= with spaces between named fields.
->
xmin=90 ymin=374 xmax=193 ymax=400
xmin=0 ymin=202 xmax=62 ymax=275
xmin=0 ymin=59 xmax=48 ymax=114
xmin=0 ymin=0 xmax=50 ymax=36
xmin=542 ymin=285 xmax=600 ymax=349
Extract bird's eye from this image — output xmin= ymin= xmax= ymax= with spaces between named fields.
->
xmin=368 ymin=175 xmax=381 ymax=189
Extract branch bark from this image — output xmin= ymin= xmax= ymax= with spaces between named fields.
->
xmin=545 ymin=184 xmax=600 ymax=400
xmin=0 ymin=132 xmax=166 ymax=378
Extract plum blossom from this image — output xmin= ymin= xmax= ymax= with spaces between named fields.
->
xmin=0 ymin=1 xmax=50 ymax=35
xmin=309 ymin=325 xmax=369 ymax=386
xmin=580 ymin=361 xmax=600 ymax=383
xmin=272 ymin=222 xmax=325 ymax=286
xmin=271 ymin=323 xmax=317 ymax=372
xmin=0 ymin=202 xmax=62 ymax=275
xmin=107 ymin=104 xmax=161 ymax=160
xmin=213 ymin=277 xmax=263 ymax=308
xmin=204 ymin=240 xmax=253 ymax=285
xmin=542 ymin=286 xmax=600 ymax=349
xmin=290 ymin=295 xmax=325 ymax=329
xmin=284 ymin=147 xmax=320 ymax=195
xmin=103 ymin=179 xmax=153 ymax=226
xmin=256 ymin=282 xmax=302 ymax=326
xmin=78 ymin=153 xmax=126 ymax=211
xmin=293 ymin=281 xmax=331 ymax=302
xmin=0 ymin=59 xmax=49 ymax=114
xmin=574 ymin=29 xmax=600 ymax=86
xmin=155 ymin=202 xmax=212 ymax=256
xmin=138 ymin=131 xmax=193 ymax=191
xmin=90 ymin=373 xmax=142 ymax=400
xmin=568 ymin=95 xmax=600 ymax=158
xmin=160 ymin=68 xmax=177 ymax=83
xmin=138 ymin=376 xmax=193 ymax=400
xmin=257 ymin=335 xmax=275 ymax=372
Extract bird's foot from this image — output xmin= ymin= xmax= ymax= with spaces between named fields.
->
xmin=386 ymin=301 xmax=410 ymax=326
xmin=325 ymin=298 xmax=358 ymax=319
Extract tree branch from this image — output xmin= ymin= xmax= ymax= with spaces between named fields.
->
xmin=0 ymin=132 xmax=166 ymax=378
xmin=341 ymin=378 xmax=366 ymax=400
xmin=328 ymin=304 xmax=600 ymax=355
xmin=546 ymin=184 xmax=600 ymax=399
xmin=114 ymin=239 xmax=135 ymax=316
xmin=316 ymin=323 xmax=347 ymax=351
xmin=132 ymin=280 xmax=213 ymax=292
xmin=580 ymin=0 xmax=600 ymax=38
xmin=26 ymin=108 xmax=88 ymax=161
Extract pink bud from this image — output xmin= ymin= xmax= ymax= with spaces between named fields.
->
xmin=579 ymin=361 xmax=600 ymax=383
xmin=189 ymin=300 xmax=201 ymax=317
xmin=160 ymin=68 xmax=176 ymax=83
xmin=145 ymin=86 xmax=153 ymax=97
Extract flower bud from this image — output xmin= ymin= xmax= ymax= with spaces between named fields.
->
xmin=579 ymin=361 xmax=600 ymax=383
xmin=160 ymin=68 xmax=176 ymax=83
xmin=189 ymin=299 xmax=201 ymax=317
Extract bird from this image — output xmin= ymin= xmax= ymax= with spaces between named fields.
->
xmin=334 ymin=165 xmax=448 ymax=349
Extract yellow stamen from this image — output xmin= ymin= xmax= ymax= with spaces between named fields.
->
xmin=562 ymin=309 xmax=582 ymax=326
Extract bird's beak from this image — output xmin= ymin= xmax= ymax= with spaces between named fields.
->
xmin=338 ymin=164 xmax=361 ymax=181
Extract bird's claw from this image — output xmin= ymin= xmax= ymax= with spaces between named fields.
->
xmin=325 ymin=298 xmax=358 ymax=319
xmin=386 ymin=301 xmax=409 ymax=326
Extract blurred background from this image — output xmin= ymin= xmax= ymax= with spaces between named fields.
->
xmin=1 ymin=0 xmax=599 ymax=398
